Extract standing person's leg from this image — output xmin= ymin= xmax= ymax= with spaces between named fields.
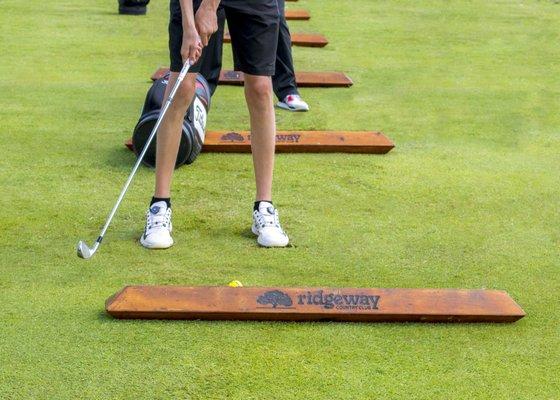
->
xmin=226 ymin=0 xmax=289 ymax=247
xmin=141 ymin=0 xmax=204 ymax=249
xmin=153 ymin=73 xmax=196 ymax=199
xmin=198 ymin=6 xmax=225 ymax=96
xmin=244 ymin=75 xmax=275 ymax=202
xmin=272 ymin=0 xmax=297 ymax=101
xmin=273 ymin=0 xmax=309 ymax=112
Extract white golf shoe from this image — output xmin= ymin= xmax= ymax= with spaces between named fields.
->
xmin=252 ymin=202 xmax=289 ymax=247
xmin=276 ymin=94 xmax=309 ymax=112
xmin=140 ymin=201 xmax=173 ymax=249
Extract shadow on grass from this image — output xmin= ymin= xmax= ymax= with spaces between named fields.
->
xmin=50 ymin=9 xmax=122 ymax=18
xmin=239 ymin=228 xmax=255 ymax=239
xmin=102 ymin=146 xmax=139 ymax=171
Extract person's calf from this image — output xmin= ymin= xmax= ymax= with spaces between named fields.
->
xmin=242 ymin=75 xmax=276 ymax=202
xmin=153 ymin=73 xmax=197 ymax=198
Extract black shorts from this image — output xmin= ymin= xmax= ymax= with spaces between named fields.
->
xmin=169 ymin=0 xmax=279 ymax=75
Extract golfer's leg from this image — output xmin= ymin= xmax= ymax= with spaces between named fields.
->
xmin=273 ymin=1 xmax=298 ymax=101
xmin=225 ymin=0 xmax=289 ymax=247
xmin=154 ymin=72 xmax=197 ymax=197
xmin=244 ymin=74 xmax=276 ymax=202
xmin=141 ymin=72 xmax=196 ymax=249
xmin=271 ymin=0 xmax=307 ymax=112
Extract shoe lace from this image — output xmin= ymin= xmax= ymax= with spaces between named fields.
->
xmin=146 ymin=208 xmax=171 ymax=230
xmin=255 ymin=209 xmax=281 ymax=230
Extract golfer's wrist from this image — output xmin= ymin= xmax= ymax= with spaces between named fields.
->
xmin=199 ymin=0 xmax=219 ymax=13
xmin=182 ymin=18 xmax=198 ymax=39
xmin=179 ymin=0 xmax=196 ymax=29
xmin=181 ymin=16 xmax=196 ymax=30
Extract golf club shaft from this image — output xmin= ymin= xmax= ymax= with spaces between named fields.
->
xmin=94 ymin=61 xmax=192 ymax=245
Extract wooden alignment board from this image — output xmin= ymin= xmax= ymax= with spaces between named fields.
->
xmin=150 ymin=68 xmax=353 ymax=87
xmin=106 ymin=286 xmax=526 ymax=323
xmin=124 ymin=131 xmax=394 ymax=154
xmin=285 ymin=9 xmax=310 ymax=20
xmin=218 ymin=70 xmax=353 ymax=87
xmin=202 ymin=131 xmax=394 ymax=153
xmin=224 ymin=32 xmax=328 ymax=47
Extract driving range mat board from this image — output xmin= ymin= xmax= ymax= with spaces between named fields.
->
xmin=224 ymin=32 xmax=328 ymax=47
xmin=203 ymin=130 xmax=394 ymax=153
xmin=218 ymin=70 xmax=353 ymax=87
xmin=105 ymin=286 xmax=526 ymax=323
xmin=150 ymin=69 xmax=353 ymax=87
xmin=151 ymin=67 xmax=354 ymax=87
xmin=124 ymin=131 xmax=394 ymax=154
xmin=285 ymin=9 xmax=310 ymax=20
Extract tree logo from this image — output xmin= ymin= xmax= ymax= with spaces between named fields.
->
xmin=223 ymin=71 xmax=243 ymax=80
xmin=257 ymin=290 xmax=293 ymax=309
xmin=220 ymin=132 xmax=245 ymax=142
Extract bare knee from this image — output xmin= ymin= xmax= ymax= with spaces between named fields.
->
xmin=245 ymin=75 xmax=273 ymax=106
xmin=172 ymin=73 xmax=197 ymax=109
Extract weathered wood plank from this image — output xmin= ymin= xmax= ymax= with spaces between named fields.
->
xmin=151 ymin=68 xmax=353 ymax=87
xmin=285 ymin=9 xmax=310 ymax=20
xmin=224 ymin=32 xmax=328 ymax=47
xmin=203 ymin=131 xmax=394 ymax=154
xmin=106 ymin=286 xmax=526 ymax=323
xmin=218 ymin=70 xmax=353 ymax=87
xmin=125 ymin=131 xmax=394 ymax=154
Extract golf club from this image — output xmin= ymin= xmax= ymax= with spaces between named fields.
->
xmin=77 ymin=60 xmax=192 ymax=259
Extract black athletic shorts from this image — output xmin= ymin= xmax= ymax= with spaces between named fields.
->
xmin=169 ymin=0 xmax=279 ymax=76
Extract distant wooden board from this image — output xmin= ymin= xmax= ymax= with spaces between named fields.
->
xmin=285 ymin=9 xmax=310 ymax=20
xmin=151 ymin=67 xmax=354 ymax=87
xmin=224 ymin=32 xmax=328 ymax=47
xmin=106 ymin=286 xmax=526 ymax=323
xmin=203 ymin=131 xmax=394 ymax=154
xmin=219 ymin=70 xmax=353 ymax=87
xmin=151 ymin=68 xmax=353 ymax=87
xmin=125 ymin=131 xmax=394 ymax=154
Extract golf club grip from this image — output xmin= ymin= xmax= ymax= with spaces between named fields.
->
xmin=97 ymin=61 xmax=192 ymax=239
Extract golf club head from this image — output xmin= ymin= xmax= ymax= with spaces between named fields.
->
xmin=77 ymin=241 xmax=94 ymax=259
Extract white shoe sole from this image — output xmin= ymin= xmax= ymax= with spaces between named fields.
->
xmin=252 ymin=225 xmax=289 ymax=248
xmin=276 ymin=101 xmax=309 ymax=112
xmin=140 ymin=235 xmax=174 ymax=249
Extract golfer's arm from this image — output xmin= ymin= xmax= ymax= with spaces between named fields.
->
xmin=200 ymin=0 xmax=221 ymax=12
xmin=180 ymin=0 xmax=196 ymax=28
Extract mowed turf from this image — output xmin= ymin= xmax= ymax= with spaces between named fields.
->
xmin=1 ymin=0 xmax=559 ymax=398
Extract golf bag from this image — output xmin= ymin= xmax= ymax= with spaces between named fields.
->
xmin=118 ymin=0 xmax=150 ymax=15
xmin=132 ymin=72 xmax=210 ymax=168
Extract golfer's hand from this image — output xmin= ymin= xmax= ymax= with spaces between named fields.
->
xmin=194 ymin=3 xmax=218 ymax=46
xmin=181 ymin=26 xmax=202 ymax=64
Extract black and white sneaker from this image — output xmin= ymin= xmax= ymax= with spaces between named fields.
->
xmin=140 ymin=201 xmax=173 ymax=249
xmin=252 ymin=202 xmax=289 ymax=247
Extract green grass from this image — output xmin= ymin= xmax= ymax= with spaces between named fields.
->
xmin=1 ymin=0 xmax=559 ymax=398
